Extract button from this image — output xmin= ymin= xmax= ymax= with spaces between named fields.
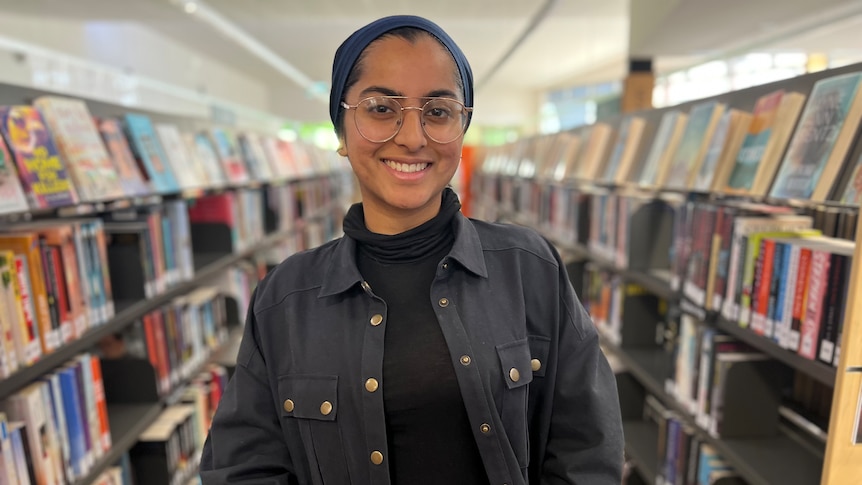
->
xmin=480 ymin=423 xmax=491 ymax=434
xmin=438 ymin=298 xmax=449 ymax=307
xmin=320 ymin=401 xmax=333 ymax=416
xmin=460 ymin=355 xmax=471 ymax=365
xmin=283 ymin=399 xmax=294 ymax=413
xmin=531 ymin=359 xmax=541 ymax=372
xmin=509 ymin=367 xmax=520 ymax=382
xmin=365 ymin=378 xmax=379 ymax=393
xmin=442 ymin=262 xmax=449 ymax=269
xmin=370 ymin=314 xmax=383 ymax=326
xmin=370 ymin=451 xmax=384 ymax=465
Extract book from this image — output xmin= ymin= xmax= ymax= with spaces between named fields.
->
xmin=155 ymin=124 xmax=207 ymax=192
xmin=693 ymin=109 xmax=752 ymax=193
xmin=33 ymin=96 xmax=125 ymax=202
xmin=1 ymin=382 xmax=61 ymax=485
xmin=601 ymin=116 xmax=646 ymax=185
xmin=665 ymin=101 xmax=726 ymax=190
xmin=186 ymin=133 xmax=227 ymax=188
xmin=123 ymin=114 xmax=181 ymax=194
xmin=238 ymin=132 xmax=274 ymax=182
xmin=724 ymin=90 xmax=806 ymax=196
xmin=836 ymin=140 xmax=862 ymax=204
xmin=638 ymin=110 xmax=688 ymax=187
xmin=96 ymin=118 xmax=151 ymax=197
xmin=770 ymin=72 xmax=862 ymax=201
xmin=0 ymin=106 xmax=78 ymax=209
xmin=209 ymin=129 xmax=250 ymax=185
xmin=0 ymin=132 xmax=29 ymax=215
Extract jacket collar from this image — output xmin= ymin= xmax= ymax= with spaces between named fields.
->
xmin=318 ymin=212 xmax=488 ymax=298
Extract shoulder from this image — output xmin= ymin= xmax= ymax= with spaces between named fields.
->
xmin=253 ymin=237 xmax=343 ymax=310
xmin=469 ymin=218 xmax=559 ymax=267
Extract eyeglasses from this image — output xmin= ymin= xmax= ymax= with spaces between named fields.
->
xmin=340 ymin=96 xmax=472 ymax=144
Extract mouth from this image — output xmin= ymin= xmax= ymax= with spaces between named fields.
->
xmin=383 ymin=160 xmax=430 ymax=173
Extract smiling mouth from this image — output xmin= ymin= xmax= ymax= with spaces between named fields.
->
xmin=383 ymin=160 xmax=430 ymax=173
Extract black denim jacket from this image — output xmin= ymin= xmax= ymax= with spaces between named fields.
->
xmin=200 ymin=213 xmax=623 ymax=484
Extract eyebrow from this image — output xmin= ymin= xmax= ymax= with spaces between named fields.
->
xmin=358 ymin=86 xmax=460 ymax=99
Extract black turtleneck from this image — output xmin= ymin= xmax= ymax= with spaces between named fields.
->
xmin=344 ymin=189 xmax=489 ymax=485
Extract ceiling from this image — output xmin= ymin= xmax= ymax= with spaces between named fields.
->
xmin=0 ymin=0 xmax=860 ymax=129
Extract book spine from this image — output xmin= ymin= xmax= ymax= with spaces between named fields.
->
xmin=788 ymin=247 xmax=812 ymax=352
xmin=799 ymin=249 xmax=831 ymax=360
xmin=817 ymin=252 xmax=847 ymax=364
xmin=764 ymin=240 xmax=786 ymax=339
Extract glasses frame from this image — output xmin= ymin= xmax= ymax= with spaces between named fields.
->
xmin=340 ymin=95 xmax=473 ymax=144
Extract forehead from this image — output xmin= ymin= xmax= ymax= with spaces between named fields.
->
xmin=349 ymin=34 xmax=460 ymax=98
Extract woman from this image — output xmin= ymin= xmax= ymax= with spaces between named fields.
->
xmin=200 ymin=15 xmax=623 ymax=485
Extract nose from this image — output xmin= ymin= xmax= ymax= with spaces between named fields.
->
xmin=393 ymin=106 xmax=427 ymax=150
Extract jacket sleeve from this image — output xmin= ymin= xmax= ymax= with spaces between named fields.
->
xmin=200 ymin=289 xmax=295 ymax=484
xmin=540 ymin=248 xmax=624 ymax=484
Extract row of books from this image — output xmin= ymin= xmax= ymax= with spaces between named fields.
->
xmin=107 ymin=287 xmax=230 ymax=398
xmin=481 ymin=69 xmax=862 ymax=207
xmin=0 ymin=94 xmax=346 ymax=216
xmin=130 ymin=364 xmax=229 ymax=485
xmin=0 ymin=353 xmax=110 ymax=485
xmin=0 ymin=180 xmax=316 ymax=378
xmin=644 ymin=395 xmax=744 ymax=485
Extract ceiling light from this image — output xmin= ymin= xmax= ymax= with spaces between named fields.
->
xmin=184 ymin=2 xmax=198 ymax=14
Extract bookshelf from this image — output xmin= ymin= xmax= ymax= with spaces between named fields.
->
xmin=475 ymin=61 xmax=862 ymax=484
xmin=0 ymin=79 xmax=350 ymax=484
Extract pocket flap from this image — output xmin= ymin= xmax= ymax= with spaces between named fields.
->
xmin=528 ymin=335 xmax=551 ymax=377
xmin=278 ymin=374 xmax=339 ymax=421
xmin=496 ymin=339 xmax=533 ymax=390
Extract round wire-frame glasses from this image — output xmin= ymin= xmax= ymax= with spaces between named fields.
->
xmin=340 ymin=96 xmax=472 ymax=144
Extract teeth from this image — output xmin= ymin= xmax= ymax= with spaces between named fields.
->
xmin=384 ymin=160 xmax=429 ymax=173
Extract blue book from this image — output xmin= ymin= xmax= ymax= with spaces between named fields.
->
xmin=123 ymin=114 xmax=180 ymax=194
xmin=59 ymin=366 xmax=88 ymax=478
xmin=43 ymin=373 xmax=73 ymax=481
xmin=8 ymin=422 xmax=33 ymax=485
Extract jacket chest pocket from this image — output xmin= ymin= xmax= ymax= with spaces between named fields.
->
xmin=278 ymin=375 xmax=350 ymax=485
xmin=496 ymin=339 xmax=533 ymax=467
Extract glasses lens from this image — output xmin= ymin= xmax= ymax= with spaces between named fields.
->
xmin=422 ymin=99 xmax=467 ymax=143
xmin=352 ymin=97 xmax=468 ymax=144
xmin=354 ymin=97 xmax=402 ymax=142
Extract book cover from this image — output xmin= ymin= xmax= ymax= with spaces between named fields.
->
xmin=0 ymin=251 xmax=40 ymax=367
xmin=665 ymin=101 xmax=726 ymax=190
xmin=96 ymin=118 xmax=151 ymax=197
xmin=0 ymin=106 xmax=78 ymax=209
xmin=188 ymin=133 xmax=228 ymax=187
xmin=33 ymin=96 xmax=125 ymax=202
xmin=770 ymin=72 xmax=862 ymax=201
xmin=724 ymin=90 xmax=788 ymax=194
xmin=123 ymin=114 xmax=180 ymax=194
xmin=155 ymin=124 xmax=206 ymax=191
xmin=209 ymin=129 xmax=250 ymax=185
xmin=0 ymin=132 xmax=29 ymax=215
xmin=836 ymin=140 xmax=862 ymax=204
xmin=238 ymin=132 xmax=274 ymax=182
xmin=262 ymin=136 xmax=300 ymax=181
xmin=693 ymin=109 xmax=752 ymax=193
xmin=638 ymin=110 xmax=687 ymax=187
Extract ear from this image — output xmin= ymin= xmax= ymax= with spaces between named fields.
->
xmin=337 ymin=145 xmax=348 ymax=157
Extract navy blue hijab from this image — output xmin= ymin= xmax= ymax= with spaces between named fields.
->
xmin=329 ymin=15 xmax=474 ymax=132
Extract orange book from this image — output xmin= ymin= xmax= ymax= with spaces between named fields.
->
xmin=89 ymin=355 xmax=112 ymax=452
xmin=10 ymin=223 xmax=90 ymax=339
xmin=0 ymin=233 xmax=60 ymax=354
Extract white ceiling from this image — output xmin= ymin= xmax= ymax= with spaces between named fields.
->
xmin=0 ymin=0 xmax=860 ymax=128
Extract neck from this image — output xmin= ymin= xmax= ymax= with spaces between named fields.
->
xmin=362 ymin=194 xmax=444 ymax=235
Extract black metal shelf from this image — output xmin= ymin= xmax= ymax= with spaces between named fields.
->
xmin=0 ymin=228 xmax=296 ymax=401
xmin=604 ymin=340 xmax=824 ymax=485
xmin=714 ymin=316 xmax=836 ymax=387
xmin=623 ymin=420 xmax=659 ymax=482
xmin=72 ymin=403 xmax=163 ymax=485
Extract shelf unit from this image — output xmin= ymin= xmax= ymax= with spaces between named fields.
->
xmin=0 ymin=212 xmax=317 ymax=485
xmin=509 ymin=212 xmax=831 ymax=485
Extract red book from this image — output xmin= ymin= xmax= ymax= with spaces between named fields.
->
xmin=799 ymin=249 xmax=831 ymax=360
